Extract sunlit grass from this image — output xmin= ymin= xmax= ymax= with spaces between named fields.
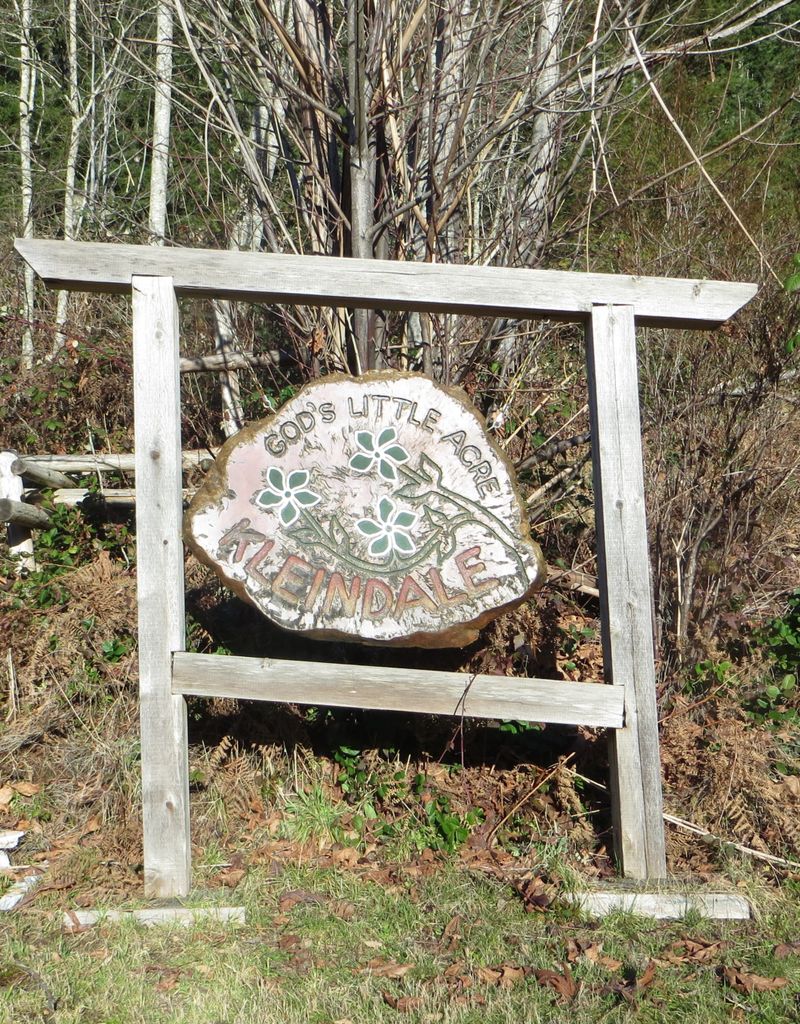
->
xmin=1 ymin=859 xmax=799 ymax=1024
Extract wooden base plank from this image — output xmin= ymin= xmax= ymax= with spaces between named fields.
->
xmin=172 ymin=652 xmax=624 ymax=728
xmin=565 ymin=891 xmax=750 ymax=920
xmin=63 ymin=906 xmax=246 ymax=929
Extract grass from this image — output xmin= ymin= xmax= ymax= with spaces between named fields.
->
xmin=2 ymin=864 xmax=800 ymax=1023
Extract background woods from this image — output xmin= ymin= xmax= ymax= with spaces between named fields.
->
xmin=1 ymin=0 xmax=800 ymax=895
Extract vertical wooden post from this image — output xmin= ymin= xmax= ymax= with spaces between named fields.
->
xmin=586 ymin=304 xmax=667 ymax=879
xmin=132 ymin=276 xmax=191 ymax=897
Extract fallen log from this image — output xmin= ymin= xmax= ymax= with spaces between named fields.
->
xmin=21 ymin=451 xmax=217 ymax=474
xmin=179 ymin=351 xmax=280 ymax=373
xmin=0 ymin=499 xmax=52 ymax=529
xmin=11 ymin=458 xmax=74 ymax=489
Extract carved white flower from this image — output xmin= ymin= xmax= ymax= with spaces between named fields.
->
xmin=255 ymin=467 xmax=320 ymax=526
xmin=349 ymin=428 xmax=409 ymax=482
xmin=356 ymin=497 xmax=417 ymax=557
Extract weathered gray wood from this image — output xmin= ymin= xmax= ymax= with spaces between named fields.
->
xmin=15 ymin=239 xmax=757 ymax=328
xmin=172 ymin=652 xmax=624 ymax=728
xmin=23 ymin=451 xmax=215 ymax=474
xmin=180 ymin=351 xmax=280 ymax=372
xmin=565 ymin=891 xmax=750 ymax=920
xmin=11 ymin=457 xmax=74 ymax=489
xmin=50 ymin=488 xmax=194 ymax=507
xmin=0 ymin=497 xmax=52 ymax=529
xmin=0 ymin=453 xmax=36 ymax=572
xmin=586 ymin=304 xmax=667 ymax=880
xmin=63 ymin=906 xmax=246 ymax=929
xmin=132 ymin=276 xmax=191 ymax=898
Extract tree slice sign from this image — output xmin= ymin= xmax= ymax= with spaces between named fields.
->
xmin=185 ymin=372 xmax=545 ymax=647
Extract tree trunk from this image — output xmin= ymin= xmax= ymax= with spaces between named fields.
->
xmin=18 ymin=0 xmax=36 ymax=368
xmin=54 ymin=0 xmax=80 ymax=356
xmin=148 ymin=0 xmax=173 ymax=244
xmin=347 ymin=0 xmax=374 ymax=372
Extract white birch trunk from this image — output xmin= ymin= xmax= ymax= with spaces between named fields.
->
xmin=18 ymin=0 xmax=36 ymax=368
xmin=54 ymin=0 xmax=80 ymax=356
xmin=518 ymin=0 xmax=562 ymax=262
xmin=347 ymin=0 xmax=373 ymax=371
xmin=148 ymin=0 xmax=173 ymax=244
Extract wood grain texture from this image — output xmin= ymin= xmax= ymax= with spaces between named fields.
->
xmin=11 ymin=457 xmax=74 ymax=489
xmin=0 ymin=497 xmax=52 ymax=528
xmin=16 ymin=239 xmax=756 ymax=328
xmin=0 ymin=452 xmax=36 ymax=572
xmin=50 ymin=488 xmax=194 ymax=507
xmin=63 ymin=906 xmax=246 ymax=928
xmin=565 ymin=891 xmax=750 ymax=920
xmin=180 ymin=351 xmax=280 ymax=372
xmin=132 ymin=276 xmax=191 ymax=898
xmin=586 ymin=304 xmax=667 ymax=880
xmin=23 ymin=451 xmax=215 ymax=473
xmin=171 ymin=652 xmax=624 ymax=728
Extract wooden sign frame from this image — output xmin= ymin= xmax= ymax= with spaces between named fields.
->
xmin=15 ymin=239 xmax=756 ymax=896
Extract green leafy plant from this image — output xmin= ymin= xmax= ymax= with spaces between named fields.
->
xmin=101 ymin=637 xmax=132 ymax=663
xmin=424 ymin=793 xmax=484 ymax=853
xmin=746 ymin=590 xmax=800 ymax=729
xmin=758 ymin=590 xmax=800 ymax=677
xmin=684 ymin=658 xmax=735 ymax=698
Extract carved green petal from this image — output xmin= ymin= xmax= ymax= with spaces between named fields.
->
xmin=377 ymin=427 xmax=396 ymax=448
xmin=378 ymin=459 xmax=397 ymax=482
xmin=287 ymin=469 xmax=309 ymax=490
xmin=267 ymin=466 xmax=284 ymax=490
xmin=356 ymin=430 xmax=375 ymax=452
xmin=383 ymin=444 xmax=408 ymax=464
xmin=393 ymin=510 xmax=416 ymax=529
xmin=349 ymin=452 xmax=373 ymax=472
xmin=280 ymin=503 xmax=300 ymax=526
xmin=356 ymin=519 xmax=382 ymax=537
xmin=394 ymin=531 xmax=415 ymax=554
xmin=256 ymin=489 xmax=282 ymax=507
xmin=294 ymin=489 xmax=320 ymax=508
xmin=378 ymin=497 xmax=395 ymax=522
xmin=369 ymin=534 xmax=390 ymax=556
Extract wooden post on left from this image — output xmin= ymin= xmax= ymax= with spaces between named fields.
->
xmin=132 ymin=276 xmax=191 ymax=897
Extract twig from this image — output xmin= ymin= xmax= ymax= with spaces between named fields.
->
xmin=5 ymin=650 xmax=17 ymax=722
xmin=518 ymin=431 xmax=591 ymax=472
xmin=618 ymin=1 xmax=780 ymax=284
xmin=663 ymin=812 xmax=800 ymax=871
xmin=568 ymin=768 xmax=800 ymax=871
xmin=487 ymin=754 xmax=575 ymax=844
xmin=547 ymin=567 xmax=600 ymax=600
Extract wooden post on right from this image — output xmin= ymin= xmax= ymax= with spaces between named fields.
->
xmin=586 ymin=304 xmax=667 ymax=879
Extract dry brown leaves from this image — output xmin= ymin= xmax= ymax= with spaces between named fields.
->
xmin=720 ymin=967 xmax=789 ymax=994
xmin=531 ymin=965 xmax=579 ymax=1002
xmin=600 ymin=961 xmax=657 ymax=1004
xmin=381 ymin=992 xmax=422 ymax=1012
xmin=510 ymin=872 xmax=557 ymax=912
xmin=565 ymin=938 xmax=623 ymax=971
xmin=661 ymin=937 xmax=727 ymax=966
xmin=362 ymin=960 xmax=415 ymax=979
xmin=774 ymin=941 xmax=800 ymax=959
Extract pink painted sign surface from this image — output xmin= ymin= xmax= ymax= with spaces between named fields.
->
xmin=185 ymin=373 xmax=545 ymax=647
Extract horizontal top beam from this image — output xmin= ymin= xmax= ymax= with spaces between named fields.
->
xmin=15 ymin=239 xmax=757 ymax=328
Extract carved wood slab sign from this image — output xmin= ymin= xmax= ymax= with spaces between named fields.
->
xmin=185 ymin=373 xmax=545 ymax=647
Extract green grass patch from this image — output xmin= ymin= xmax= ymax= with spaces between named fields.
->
xmin=2 ymin=864 xmax=799 ymax=1023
